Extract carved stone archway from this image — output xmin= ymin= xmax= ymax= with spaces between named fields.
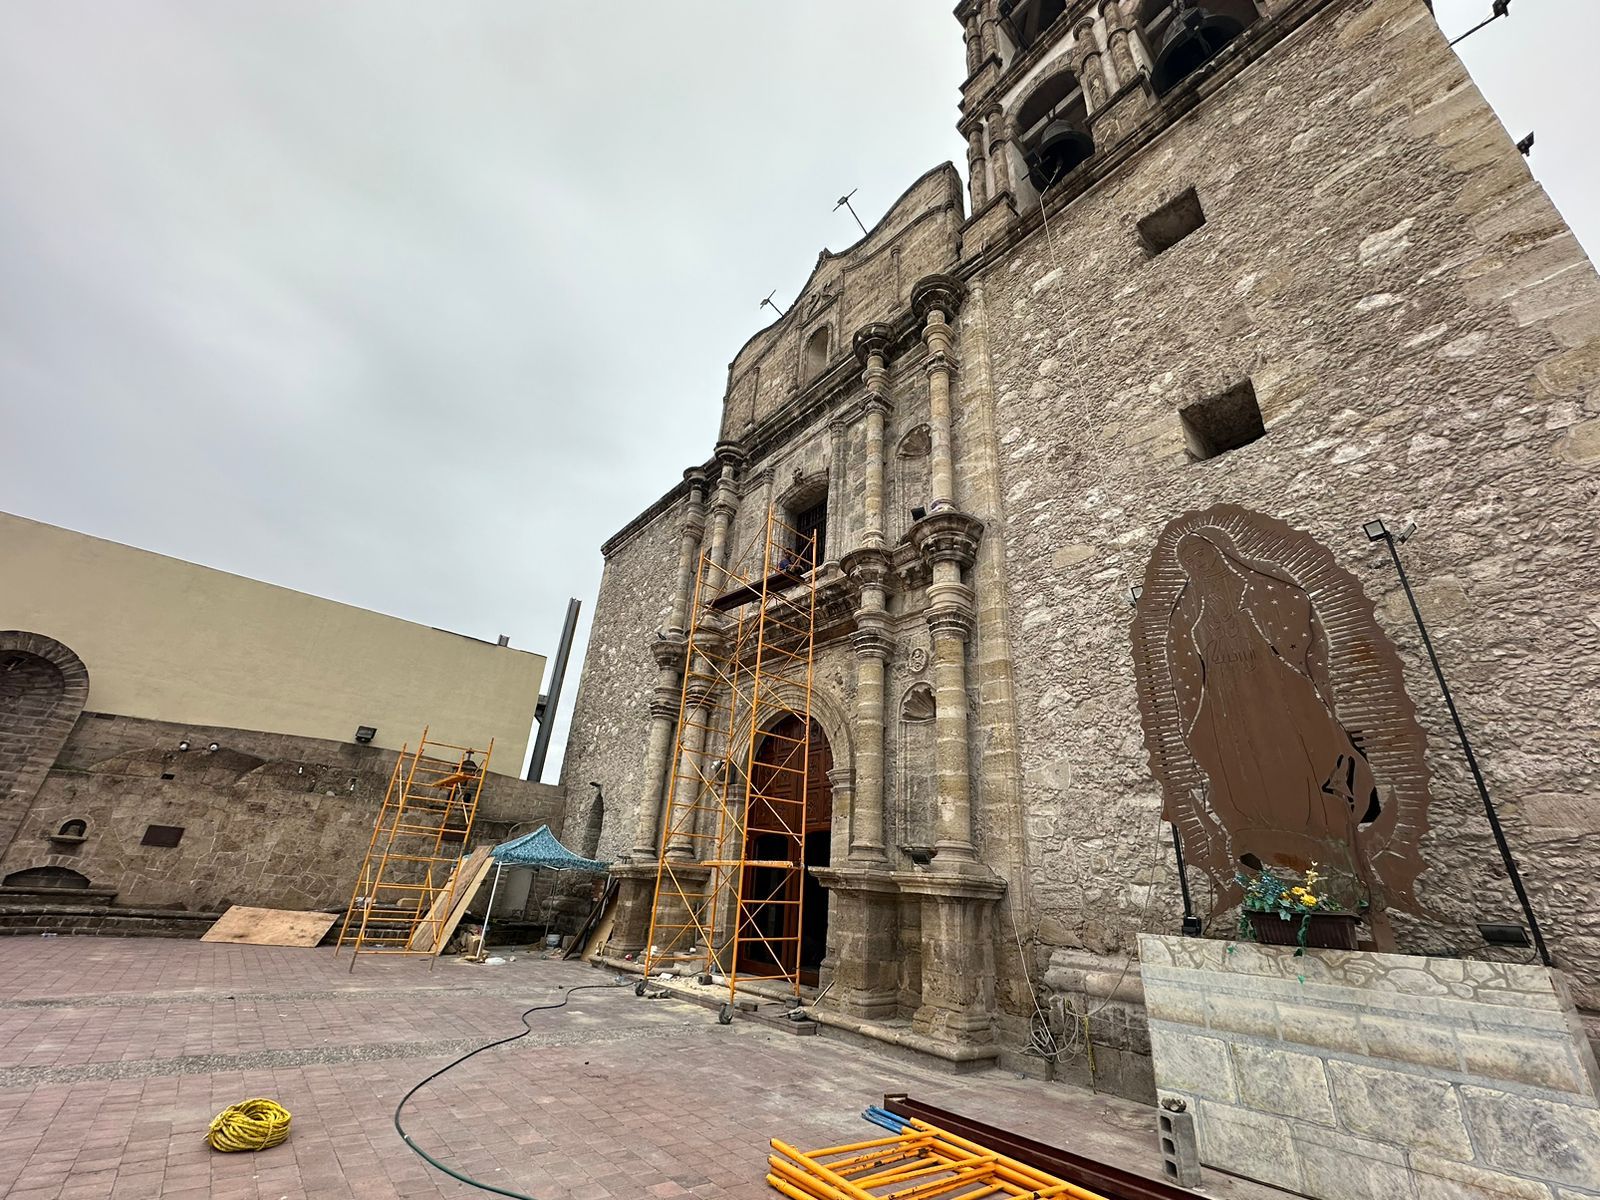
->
xmin=0 ymin=632 xmax=90 ymax=856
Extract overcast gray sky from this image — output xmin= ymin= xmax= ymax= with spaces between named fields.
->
xmin=1 ymin=1 xmax=1592 ymax=779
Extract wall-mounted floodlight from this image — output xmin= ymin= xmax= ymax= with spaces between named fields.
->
xmin=354 ymin=726 xmax=377 ymax=744
xmin=1479 ymin=922 xmax=1531 ymax=948
xmin=177 ymin=740 xmax=190 ymax=752
xmin=1124 ymin=585 xmax=1144 ymax=607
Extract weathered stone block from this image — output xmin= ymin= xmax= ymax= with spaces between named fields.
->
xmin=1141 ymin=979 xmax=1205 ymax=1027
xmin=1204 ymin=992 xmax=1279 ymax=1039
xmin=1359 ymin=1013 xmax=1460 ymax=1069
xmin=1297 ymin=1136 xmax=1419 ymax=1200
xmin=1149 ymin=1026 xmax=1237 ymax=1102
xmin=1460 ymin=1031 xmax=1588 ymax=1095
xmin=1231 ymin=1043 xmax=1336 ymax=1126
xmin=1192 ymin=1101 xmax=1300 ymax=1193
xmin=1326 ymin=1061 xmax=1473 ymax=1159
xmin=1461 ymin=1087 xmax=1600 ymax=1191
xmin=1279 ymin=1002 xmax=1363 ymax=1054
xmin=1411 ymin=1154 xmax=1557 ymax=1200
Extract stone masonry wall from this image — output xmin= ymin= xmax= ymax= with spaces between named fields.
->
xmin=1141 ymin=933 xmax=1600 ymax=1199
xmin=561 ymin=498 xmax=685 ymax=861
xmin=0 ymin=713 xmax=564 ymax=915
xmin=974 ymin=0 xmax=1600 ymax=994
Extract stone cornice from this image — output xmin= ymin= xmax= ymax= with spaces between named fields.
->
xmin=908 ymin=510 xmax=985 ymax=570
xmin=911 ymin=274 xmax=969 ymax=322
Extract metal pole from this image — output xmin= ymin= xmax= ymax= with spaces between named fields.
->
xmin=1377 ymin=532 xmax=1551 ymax=966
xmin=478 ymin=861 xmax=504 ymax=959
xmin=1170 ymin=827 xmax=1201 ymax=936
xmin=527 ymin=598 xmax=582 ymax=782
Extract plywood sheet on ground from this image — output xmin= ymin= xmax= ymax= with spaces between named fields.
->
xmin=407 ymin=848 xmax=495 ymax=954
xmin=201 ymin=907 xmax=339 ymax=947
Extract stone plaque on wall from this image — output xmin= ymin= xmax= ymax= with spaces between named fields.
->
xmin=1130 ymin=505 xmax=1433 ymax=918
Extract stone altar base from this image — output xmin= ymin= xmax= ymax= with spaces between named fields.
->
xmin=1139 ymin=933 xmax=1600 ymax=1199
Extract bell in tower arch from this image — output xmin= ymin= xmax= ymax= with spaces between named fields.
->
xmin=1149 ymin=0 xmax=1254 ymax=95
xmin=1025 ymin=120 xmax=1095 ymax=193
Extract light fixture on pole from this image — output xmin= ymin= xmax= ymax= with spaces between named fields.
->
xmin=1363 ymin=516 xmax=1550 ymax=966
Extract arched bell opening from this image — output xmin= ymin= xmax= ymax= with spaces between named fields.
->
xmin=1142 ymin=0 xmax=1259 ymax=95
xmin=998 ymin=0 xmax=1069 ymax=53
xmin=1014 ymin=69 xmax=1095 ymax=195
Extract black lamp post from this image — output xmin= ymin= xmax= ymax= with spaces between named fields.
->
xmin=1362 ymin=518 xmax=1551 ymax=967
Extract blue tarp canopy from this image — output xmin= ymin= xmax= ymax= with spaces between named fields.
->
xmin=489 ymin=825 xmax=610 ymax=872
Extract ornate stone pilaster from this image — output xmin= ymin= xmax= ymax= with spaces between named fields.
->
xmin=1072 ymin=17 xmax=1109 ymax=113
xmin=853 ymin=323 xmax=895 ymax=549
xmin=841 ymin=546 xmax=894 ymax=866
xmin=963 ymin=12 xmax=983 ymax=76
xmin=666 ymin=469 xmax=708 ymax=635
xmin=1105 ymin=0 xmax=1140 ymax=89
xmin=908 ymin=512 xmax=984 ymax=869
xmin=911 ymin=276 xmax=967 ymax=514
xmin=665 ymin=621 xmax=728 ymax=862
xmin=630 ymin=630 xmax=689 ymax=860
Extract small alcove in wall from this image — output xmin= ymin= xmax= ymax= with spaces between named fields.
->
xmin=803 ymin=326 xmax=831 ymax=381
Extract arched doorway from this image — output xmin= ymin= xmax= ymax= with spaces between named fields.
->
xmin=737 ymin=714 xmax=832 ymax=984
xmin=0 ymin=632 xmax=90 ymax=856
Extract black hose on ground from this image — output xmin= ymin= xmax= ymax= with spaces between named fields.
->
xmin=393 ymin=978 xmax=629 ymax=1198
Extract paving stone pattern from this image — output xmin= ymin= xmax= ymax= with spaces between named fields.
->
xmin=0 ymin=937 xmax=1291 ymax=1200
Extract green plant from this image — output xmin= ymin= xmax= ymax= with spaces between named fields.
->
xmin=1236 ymin=865 xmax=1327 ymax=953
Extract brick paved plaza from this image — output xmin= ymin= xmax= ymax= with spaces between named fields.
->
xmin=0 ymin=938 xmax=1286 ymax=1199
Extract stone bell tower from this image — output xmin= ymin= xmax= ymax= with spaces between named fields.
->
xmin=957 ymin=0 xmax=1271 ymax=216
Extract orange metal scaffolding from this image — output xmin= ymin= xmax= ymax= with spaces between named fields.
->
xmin=642 ymin=506 xmax=820 ymax=1017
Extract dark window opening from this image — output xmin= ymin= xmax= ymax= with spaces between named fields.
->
xmin=1180 ymin=381 xmax=1265 ymax=461
xmin=1000 ymin=0 xmax=1068 ymax=51
xmin=1142 ymin=0 xmax=1258 ymax=95
xmin=791 ymin=499 xmax=828 ymax=573
xmin=57 ymin=819 xmax=87 ymax=838
xmin=3 ymin=866 xmax=90 ymax=890
xmin=160 ymin=772 xmax=176 ymax=781
xmin=1139 ymin=187 xmax=1206 ymax=256
xmin=803 ymin=326 xmax=830 ymax=379
xmin=141 ymin=824 xmax=185 ymax=848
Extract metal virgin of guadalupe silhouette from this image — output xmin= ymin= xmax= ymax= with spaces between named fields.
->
xmin=1130 ymin=505 xmax=1434 ymax=922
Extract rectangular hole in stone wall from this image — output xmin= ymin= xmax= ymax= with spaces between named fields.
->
xmin=141 ymin=824 xmax=184 ymax=848
xmin=1180 ymin=380 xmax=1265 ymax=461
xmin=1139 ymin=187 xmax=1206 ymax=257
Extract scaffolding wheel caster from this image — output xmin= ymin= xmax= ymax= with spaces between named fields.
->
xmin=634 ymin=980 xmax=648 ymax=997
xmin=718 ymin=1003 xmax=735 ymax=1025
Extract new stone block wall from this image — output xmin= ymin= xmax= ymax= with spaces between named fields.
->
xmin=1141 ymin=933 xmax=1600 ymax=1199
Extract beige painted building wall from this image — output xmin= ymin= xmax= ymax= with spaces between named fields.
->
xmin=0 ymin=512 xmax=544 ymax=774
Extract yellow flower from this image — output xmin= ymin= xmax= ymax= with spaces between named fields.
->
xmin=1303 ymin=896 xmax=1319 ymax=907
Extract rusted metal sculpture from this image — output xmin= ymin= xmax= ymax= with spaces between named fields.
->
xmin=1130 ymin=505 xmax=1433 ymax=925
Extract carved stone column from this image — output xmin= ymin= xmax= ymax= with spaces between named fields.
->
xmin=908 ymin=512 xmax=984 ymax=869
xmin=705 ymin=442 xmax=744 ymax=588
xmin=910 ymin=276 xmax=967 ymax=515
xmin=1105 ymin=0 xmax=1140 ymax=89
xmin=966 ymin=127 xmax=990 ymax=211
xmin=985 ymin=105 xmax=1013 ymax=197
xmin=841 ymin=548 xmax=893 ymax=866
xmin=826 ymin=414 xmax=849 ymax=564
xmin=1073 ymin=17 xmax=1109 ymax=113
xmin=963 ymin=12 xmax=983 ymax=76
xmin=853 ymin=323 xmax=894 ymax=548
xmin=897 ymin=870 xmax=1005 ymax=1051
xmin=630 ymin=632 xmax=688 ymax=860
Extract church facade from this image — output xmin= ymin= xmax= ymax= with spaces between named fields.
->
xmin=559 ymin=0 xmax=1600 ymax=1096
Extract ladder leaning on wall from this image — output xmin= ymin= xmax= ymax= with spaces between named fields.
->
xmin=641 ymin=505 xmax=821 ymax=1019
xmin=336 ymin=728 xmax=493 ymax=968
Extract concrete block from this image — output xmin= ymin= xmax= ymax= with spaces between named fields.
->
xmin=1326 ymin=1061 xmax=1474 ymax=1159
xmin=1231 ymin=1043 xmax=1336 ymax=1126
xmin=1158 ymin=1108 xmax=1201 ymax=1189
xmin=1461 ymin=1087 xmax=1600 ymax=1191
xmin=1460 ymin=1031 xmax=1588 ymax=1095
xmin=1412 ymin=1154 xmax=1557 ymax=1200
xmin=1193 ymin=1100 xmax=1301 ymax=1193
xmin=1149 ymin=1026 xmax=1237 ymax=1102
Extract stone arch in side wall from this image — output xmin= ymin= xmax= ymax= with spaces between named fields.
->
xmin=0 ymin=631 xmax=90 ymax=858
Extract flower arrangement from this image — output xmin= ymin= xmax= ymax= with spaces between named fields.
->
xmin=1235 ymin=864 xmax=1358 ymax=953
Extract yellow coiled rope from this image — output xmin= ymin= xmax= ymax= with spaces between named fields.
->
xmin=205 ymin=1098 xmax=291 ymax=1152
